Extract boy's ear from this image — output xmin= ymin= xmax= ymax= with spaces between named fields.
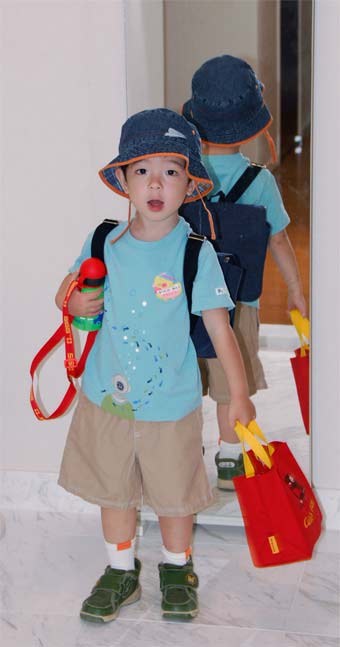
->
xmin=115 ymin=167 xmax=128 ymax=193
xmin=186 ymin=180 xmax=195 ymax=197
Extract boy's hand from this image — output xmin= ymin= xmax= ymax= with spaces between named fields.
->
xmin=287 ymin=287 xmax=307 ymax=319
xmin=228 ymin=395 xmax=256 ymax=430
xmin=55 ymin=271 xmax=104 ymax=314
xmin=67 ymin=284 xmax=104 ymax=318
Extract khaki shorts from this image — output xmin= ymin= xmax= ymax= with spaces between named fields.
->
xmin=58 ymin=391 xmax=213 ymax=516
xmin=199 ymin=303 xmax=267 ymax=403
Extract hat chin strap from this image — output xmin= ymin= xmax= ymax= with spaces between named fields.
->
xmin=110 ymin=200 xmax=132 ymax=245
xmin=264 ymin=129 xmax=278 ymax=164
xmin=109 ymin=191 xmax=218 ymax=244
xmin=194 ymin=183 xmax=216 ymax=240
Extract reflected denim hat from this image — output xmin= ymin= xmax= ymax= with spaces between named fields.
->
xmin=183 ymin=55 xmax=273 ymax=149
xmin=99 ymin=108 xmax=213 ymax=202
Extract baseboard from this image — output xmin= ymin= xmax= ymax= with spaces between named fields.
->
xmin=259 ymin=323 xmax=298 ymax=351
xmin=0 ymin=470 xmax=244 ymax=527
xmin=1 ymin=470 xmax=339 ymax=530
xmin=314 ymin=487 xmax=340 ymax=531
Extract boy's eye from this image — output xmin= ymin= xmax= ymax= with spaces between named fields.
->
xmin=136 ymin=168 xmax=147 ymax=175
xmin=166 ymin=169 xmax=178 ymax=176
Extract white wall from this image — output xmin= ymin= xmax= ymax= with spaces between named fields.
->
xmin=125 ymin=0 xmax=164 ymax=115
xmin=164 ymin=0 xmax=279 ymax=165
xmin=1 ymin=0 xmax=127 ymax=471
xmin=311 ymin=1 xmax=340 ymax=498
xmin=164 ymin=0 xmax=258 ymax=110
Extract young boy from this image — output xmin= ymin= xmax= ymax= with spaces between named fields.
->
xmin=182 ymin=54 xmax=307 ymax=489
xmin=56 ymin=108 xmax=255 ymax=623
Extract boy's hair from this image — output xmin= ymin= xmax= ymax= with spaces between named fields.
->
xmin=182 ymin=54 xmax=274 ymax=155
xmin=99 ymin=108 xmax=213 ymax=203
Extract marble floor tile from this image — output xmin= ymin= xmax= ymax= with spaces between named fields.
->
xmin=1 ymin=614 xmax=339 ymax=647
xmin=284 ymin=552 xmax=340 ymax=636
xmin=1 ymin=513 xmax=339 ymax=646
xmin=1 ymin=350 xmax=339 ymax=647
xmin=96 ymin=622 xmax=340 ymax=647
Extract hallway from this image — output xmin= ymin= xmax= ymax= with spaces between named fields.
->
xmin=261 ymin=136 xmax=310 ymax=324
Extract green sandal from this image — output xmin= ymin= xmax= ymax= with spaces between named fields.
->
xmin=80 ymin=558 xmax=141 ymax=623
xmin=158 ymin=558 xmax=199 ymax=619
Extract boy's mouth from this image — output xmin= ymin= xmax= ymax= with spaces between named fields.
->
xmin=147 ymin=200 xmax=164 ymax=212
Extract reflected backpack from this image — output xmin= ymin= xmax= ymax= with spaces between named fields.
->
xmin=179 ymin=163 xmax=271 ymax=302
xmin=179 ymin=163 xmax=271 ymax=357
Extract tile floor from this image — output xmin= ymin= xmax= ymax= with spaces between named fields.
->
xmin=1 ymin=349 xmax=339 ymax=647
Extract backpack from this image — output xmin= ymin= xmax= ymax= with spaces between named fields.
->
xmin=179 ymin=163 xmax=271 ymax=302
xmin=90 ymin=219 xmax=243 ymax=361
xmin=179 ymin=163 xmax=271 ymax=357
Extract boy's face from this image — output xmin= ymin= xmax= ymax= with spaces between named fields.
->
xmin=115 ymin=156 xmax=194 ymax=224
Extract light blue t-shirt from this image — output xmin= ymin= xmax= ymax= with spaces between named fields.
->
xmin=202 ymin=152 xmax=290 ymax=308
xmin=71 ymin=217 xmax=234 ymax=422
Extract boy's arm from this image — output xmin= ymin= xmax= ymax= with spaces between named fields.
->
xmin=269 ymin=229 xmax=307 ymax=316
xmin=202 ymin=308 xmax=256 ymax=428
xmin=55 ymin=272 xmax=104 ymax=317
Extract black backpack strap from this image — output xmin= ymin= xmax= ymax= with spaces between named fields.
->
xmin=214 ymin=163 xmax=264 ymax=204
xmin=183 ymin=233 xmax=205 ymax=335
xmin=91 ymin=219 xmax=119 ymax=261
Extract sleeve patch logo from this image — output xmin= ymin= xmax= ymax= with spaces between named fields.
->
xmin=215 ymin=286 xmax=228 ymax=296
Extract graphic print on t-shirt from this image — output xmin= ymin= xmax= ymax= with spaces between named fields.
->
xmin=100 ymin=323 xmax=169 ymax=419
xmin=75 ymin=219 xmax=233 ymax=421
xmin=153 ymin=273 xmax=182 ymax=301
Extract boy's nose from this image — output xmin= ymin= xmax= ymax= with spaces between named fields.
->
xmin=149 ymin=173 xmax=162 ymax=189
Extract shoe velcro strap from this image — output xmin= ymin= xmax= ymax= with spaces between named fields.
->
xmin=94 ymin=571 xmax=136 ymax=593
xmin=215 ymin=455 xmax=242 ymax=467
xmin=160 ymin=568 xmax=199 ymax=590
xmin=91 ymin=587 xmax=121 ymax=600
xmin=217 ymin=458 xmax=238 ymax=466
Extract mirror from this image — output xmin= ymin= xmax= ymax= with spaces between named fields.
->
xmin=126 ymin=0 xmax=312 ymax=525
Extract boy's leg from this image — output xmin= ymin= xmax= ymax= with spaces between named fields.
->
xmin=159 ymin=513 xmax=193 ymax=552
xmin=205 ymin=304 xmax=267 ymax=489
xmin=80 ymin=507 xmax=141 ymax=624
xmin=158 ymin=515 xmax=199 ymax=619
xmin=217 ymin=402 xmax=239 ymax=443
xmin=101 ymin=506 xmax=137 ymax=544
xmin=135 ymin=409 xmax=210 ymax=619
xmin=215 ymin=402 xmax=244 ymax=489
xmin=201 ymin=357 xmax=244 ymax=489
xmin=101 ymin=506 xmax=137 ymax=570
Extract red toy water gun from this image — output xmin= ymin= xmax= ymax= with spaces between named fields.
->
xmin=30 ymin=258 xmax=106 ymax=420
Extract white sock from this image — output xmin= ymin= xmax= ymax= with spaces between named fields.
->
xmin=219 ymin=440 xmax=243 ymax=459
xmin=162 ymin=545 xmax=192 ymax=566
xmin=105 ymin=537 xmax=136 ymax=571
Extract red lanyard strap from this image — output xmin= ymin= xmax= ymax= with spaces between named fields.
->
xmin=30 ymin=280 xmax=97 ymax=420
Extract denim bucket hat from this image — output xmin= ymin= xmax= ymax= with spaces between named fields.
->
xmin=99 ymin=108 xmax=213 ymax=202
xmin=182 ymin=55 xmax=273 ymax=147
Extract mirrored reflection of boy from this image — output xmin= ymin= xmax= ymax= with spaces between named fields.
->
xmin=183 ymin=55 xmax=307 ymax=489
xmin=55 ymin=108 xmax=255 ymax=623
